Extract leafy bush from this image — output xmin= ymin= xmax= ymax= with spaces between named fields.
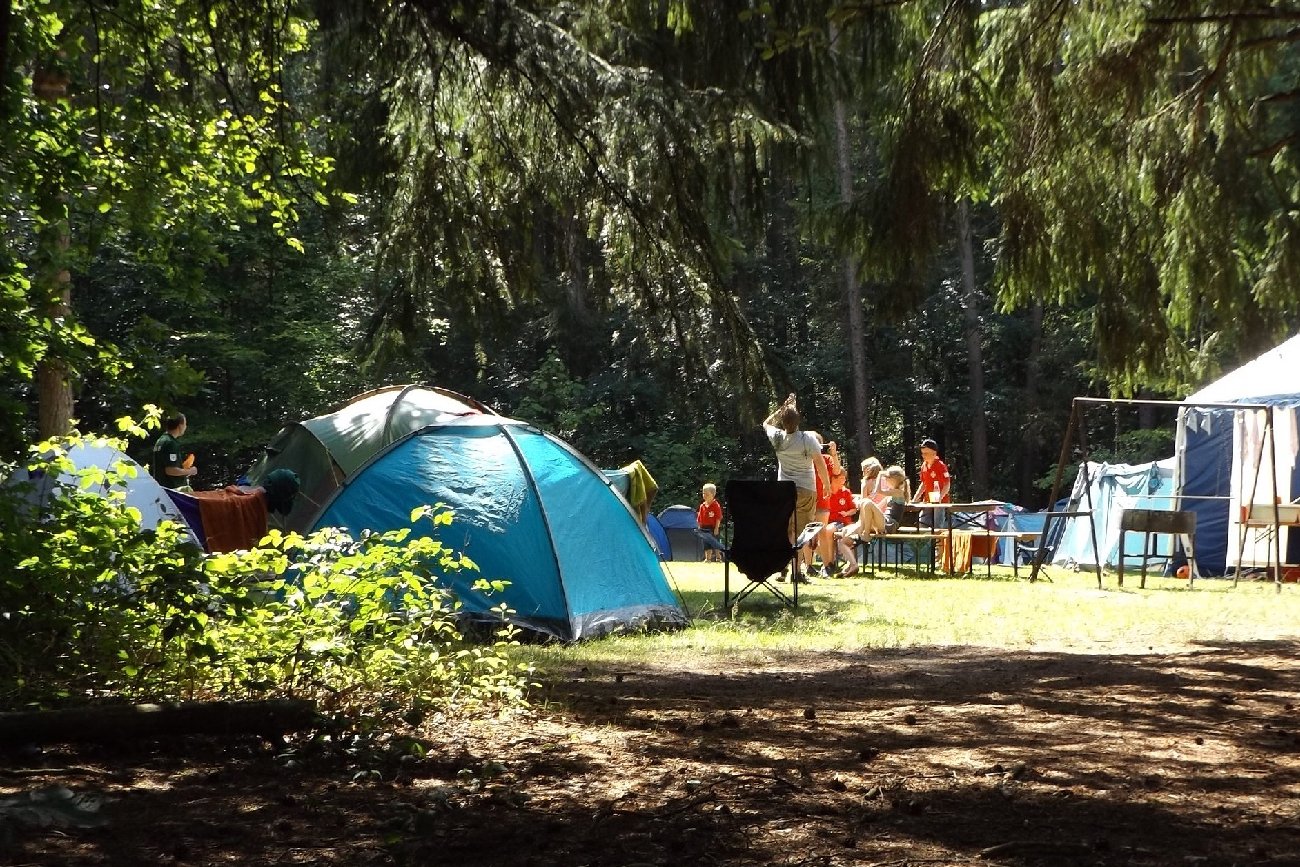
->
xmin=200 ymin=518 xmax=532 ymax=716
xmin=0 ymin=435 xmax=211 ymax=702
xmin=0 ymin=433 xmax=532 ymax=720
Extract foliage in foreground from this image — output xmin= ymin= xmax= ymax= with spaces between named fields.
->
xmin=0 ymin=435 xmax=532 ymax=722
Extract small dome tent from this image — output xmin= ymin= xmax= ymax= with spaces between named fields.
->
xmin=311 ymin=418 xmax=687 ymax=641
xmin=657 ymin=505 xmax=703 ymax=561
xmin=5 ymin=439 xmax=201 ymax=547
xmin=246 ymin=385 xmax=493 ymax=533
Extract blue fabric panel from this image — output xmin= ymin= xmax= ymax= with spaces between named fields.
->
xmin=645 ymin=513 xmax=671 ymax=560
xmin=166 ymin=490 xmax=207 ymax=551
xmin=1181 ymin=409 xmax=1235 ymax=575
xmin=513 ymin=428 xmax=678 ymax=631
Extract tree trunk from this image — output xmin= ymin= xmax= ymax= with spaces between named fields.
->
xmin=564 ymin=213 xmax=588 ymax=322
xmin=1137 ymin=390 xmax=1156 ymax=429
xmin=957 ymin=198 xmax=988 ymax=498
xmin=36 ymin=285 xmax=73 ymax=438
xmin=33 ymin=67 xmax=75 ymax=439
xmin=1019 ymin=300 xmax=1045 ymax=506
xmin=831 ymin=22 xmax=873 ymax=464
xmin=1 ymin=0 xmax=11 ymax=94
xmin=763 ymin=154 xmax=800 ymax=351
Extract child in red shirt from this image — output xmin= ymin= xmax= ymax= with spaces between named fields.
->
xmin=814 ymin=470 xmax=856 ymax=574
xmin=697 ymin=483 xmax=724 ymax=562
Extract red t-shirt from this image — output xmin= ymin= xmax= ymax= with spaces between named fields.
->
xmin=826 ymin=488 xmax=856 ymax=525
xmin=815 ymin=455 xmax=834 ymax=510
xmin=919 ymin=458 xmax=951 ymax=502
xmin=697 ymin=499 xmax=722 ymax=532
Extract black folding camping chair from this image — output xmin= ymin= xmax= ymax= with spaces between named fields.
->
xmin=723 ymin=479 xmax=801 ymax=609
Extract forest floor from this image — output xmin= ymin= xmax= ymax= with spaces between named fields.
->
xmin=6 ymin=637 xmax=1300 ymax=866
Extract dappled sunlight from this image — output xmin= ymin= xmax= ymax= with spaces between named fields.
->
xmin=523 ymin=562 xmax=1300 ymax=674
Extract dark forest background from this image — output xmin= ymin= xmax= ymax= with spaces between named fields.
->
xmin=5 ymin=1 xmax=1299 ymax=510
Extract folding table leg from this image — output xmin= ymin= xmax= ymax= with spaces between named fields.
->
xmin=1117 ymin=529 xmax=1126 ymax=587
xmin=1140 ymin=530 xmax=1151 ymax=589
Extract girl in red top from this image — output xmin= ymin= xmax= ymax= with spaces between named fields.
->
xmin=814 ymin=469 xmax=856 ymax=575
xmin=811 ymin=436 xmax=842 ymax=518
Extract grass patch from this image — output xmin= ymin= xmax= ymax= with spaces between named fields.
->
xmin=516 ymin=561 xmax=1300 ymax=674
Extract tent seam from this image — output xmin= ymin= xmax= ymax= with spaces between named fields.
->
xmin=499 ymin=424 xmax=576 ymax=639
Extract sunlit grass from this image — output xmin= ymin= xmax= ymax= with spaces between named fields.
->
xmin=515 ymin=561 xmax=1300 ymax=674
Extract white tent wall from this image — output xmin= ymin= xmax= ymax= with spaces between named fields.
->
xmin=5 ymin=440 xmax=202 ymax=547
xmin=1230 ymin=409 xmax=1299 ymax=566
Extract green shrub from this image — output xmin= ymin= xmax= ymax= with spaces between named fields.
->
xmin=0 ymin=434 xmax=531 ymax=720
xmin=0 ymin=435 xmax=211 ymax=702
xmin=200 ymin=516 xmax=532 ymax=716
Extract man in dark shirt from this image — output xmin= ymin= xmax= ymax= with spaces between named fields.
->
xmin=152 ymin=412 xmax=198 ymax=490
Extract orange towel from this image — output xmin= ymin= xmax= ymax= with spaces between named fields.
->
xmin=937 ymin=530 xmax=973 ymax=574
xmin=968 ymin=533 xmax=998 ymax=561
xmin=191 ymin=487 xmax=268 ymax=552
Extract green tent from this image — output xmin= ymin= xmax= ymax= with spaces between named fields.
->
xmin=246 ymin=385 xmax=493 ymax=533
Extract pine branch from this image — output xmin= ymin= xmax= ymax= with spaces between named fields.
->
xmin=1149 ymin=11 xmax=1300 ymax=26
xmin=1258 ymin=85 xmax=1300 ymax=104
xmin=1248 ymin=131 xmax=1300 ymax=159
xmin=1239 ymin=25 xmax=1300 ymax=50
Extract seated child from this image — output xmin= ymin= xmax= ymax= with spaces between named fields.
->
xmin=814 ymin=469 xmax=857 ymax=575
xmin=837 ymin=465 xmax=911 ymax=571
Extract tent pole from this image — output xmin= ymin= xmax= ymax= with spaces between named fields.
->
xmin=1232 ymin=411 xmax=1248 ymax=586
xmin=500 ymin=424 xmax=575 ymax=638
xmin=1267 ymin=407 xmax=1283 ymax=590
xmin=1235 ymin=407 xmax=1274 ymax=586
xmin=1076 ymin=414 xmax=1104 ymax=589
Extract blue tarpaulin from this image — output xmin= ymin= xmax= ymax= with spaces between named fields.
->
xmin=1054 ymin=459 xmax=1178 ymax=569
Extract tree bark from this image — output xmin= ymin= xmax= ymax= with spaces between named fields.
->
xmin=1019 ymin=300 xmax=1045 ymax=506
xmin=33 ymin=66 xmax=75 ymax=438
xmin=1 ymin=0 xmax=11 ymax=99
xmin=0 ymin=699 xmax=318 ymax=745
xmin=957 ymin=198 xmax=988 ymax=498
xmin=831 ymin=22 xmax=873 ymax=465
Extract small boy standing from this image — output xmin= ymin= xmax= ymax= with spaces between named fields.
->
xmin=696 ymin=483 xmax=724 ymax=562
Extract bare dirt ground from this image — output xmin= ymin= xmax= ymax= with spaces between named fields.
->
xmin=5 ymin=639 xmax=1300 ymax=866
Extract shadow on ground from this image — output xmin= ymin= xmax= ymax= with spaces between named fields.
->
xmin=5 ymin=641 xmax=1299 ymax=866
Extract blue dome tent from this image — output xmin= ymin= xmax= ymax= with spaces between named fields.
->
xmin=311 ymin=417 xmax=687 ymax=641
xmin=657 ymin=504 xmax=703 ymax=561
